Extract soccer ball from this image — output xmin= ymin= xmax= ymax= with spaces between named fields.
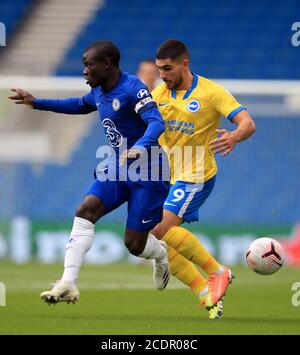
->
xmin=245 ymin=237 xmax=284 ymax=275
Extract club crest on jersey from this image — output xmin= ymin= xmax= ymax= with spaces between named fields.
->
xmin=112 ymin=98 xmax=121 ymax=111
xmin=102 ymin=118 xmax=123 ymax=147
xmin=137 ymin=89 xmax=149 ymax=99
xmin=187 ymin=99 xmax=200 ymax=113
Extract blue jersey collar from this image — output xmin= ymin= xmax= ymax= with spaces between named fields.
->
xmin=171 ymin=72 xmax=198 ymax=100
xmin=99 ymin=71 xmax=126 ymax=94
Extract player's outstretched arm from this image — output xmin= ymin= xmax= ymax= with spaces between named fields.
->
xmin=8 ymin=88 xmax=35 ymax=108
xmin=8 ymin=88 xmax=97 ymax=115
xmin=210 ymin=110 xmax=256 ymax=156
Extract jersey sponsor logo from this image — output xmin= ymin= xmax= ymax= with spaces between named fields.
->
xmin=137 ymin=89 xmax=149 ymax=99
xmin=134 ymin=96 xmax=153 ymax=113
xmin=186 ymin=99 xmax=200 ymax=113
xmin=112 ymin=98 xmax=121 ymax=111
xmin=102 ymin=118 xmax=123 ymax=147
xmin=165 ymin=119 xmax=195 ymax=134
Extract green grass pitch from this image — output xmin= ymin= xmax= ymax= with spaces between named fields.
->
xmin=0 ymin=262 xmax=300 ymax=334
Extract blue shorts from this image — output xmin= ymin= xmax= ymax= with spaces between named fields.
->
xmin=163 ymin=176 xmax=216 ymax=223
xmin=86 ymin=179 xmax=170 ymax=231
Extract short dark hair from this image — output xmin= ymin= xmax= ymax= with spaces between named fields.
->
xmin=156 ymin=40 xmax=189 ymax=61
xmin=84 ymin=40 xmax=121 ymax=67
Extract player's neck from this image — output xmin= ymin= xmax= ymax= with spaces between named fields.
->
xmin=176 ymin=71 xmax=193 ymax=91
xmin=102 ymin=69 xmax=122 ymax=92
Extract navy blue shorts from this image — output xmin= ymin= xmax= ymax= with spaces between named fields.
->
xmin=86 ymin=179 xmax=170 ymax=231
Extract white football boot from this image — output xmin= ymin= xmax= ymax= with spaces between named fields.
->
xmin=153 ymin=240 xmax=170 ymax=290
xmin=40 ymin=281 xmax=80 ymax=304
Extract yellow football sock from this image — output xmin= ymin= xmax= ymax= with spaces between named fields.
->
xmin=168 ymin=246 xmax=207 ymax=296
xmin=163 ymin=226 xmax=221 ymax=275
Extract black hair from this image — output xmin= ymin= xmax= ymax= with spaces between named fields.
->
xmin=84 ymin=40 xmax=120 ymax=67
xmin=156 ymin=40 xmax=189 ymax=61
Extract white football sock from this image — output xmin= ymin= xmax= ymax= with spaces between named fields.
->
xmin=138 ymin=233 xmax=167 ymax=261
xmin=61 ymin=217 xmax=94 ymax=285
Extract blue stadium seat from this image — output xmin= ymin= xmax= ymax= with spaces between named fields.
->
xmin=0 ymin=0 xmax=32 ymax=39
xmin=55 ymin=0 xmax=300 ymax=79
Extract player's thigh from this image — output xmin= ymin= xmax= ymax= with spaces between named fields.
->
xmin=163 ymin=176 xmax=216 ymax=223
xmin=126 ymin=180 xmax=169 ymax=232
xmin=79 ymin=179 xmax=129 ymax=223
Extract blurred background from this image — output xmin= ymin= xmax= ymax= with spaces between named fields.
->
xmin=0 ymin=0 xmax=299 ymax=266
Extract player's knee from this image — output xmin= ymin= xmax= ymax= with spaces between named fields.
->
xmin=124 ymin=238 xmax=144 ymax=256
xmin=75 ymin=205 xmax=101 ymax=224
xmin=75 ymin=205 xmax=95 ymax=223
xmin=75 ymin=196 xmax=105 ymax=224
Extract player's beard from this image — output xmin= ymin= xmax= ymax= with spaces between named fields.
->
xmin=167 ymin=76 xmax=183 ymax=90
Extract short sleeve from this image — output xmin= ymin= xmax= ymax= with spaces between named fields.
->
xmin=210 ymin=83 xmax=246 ymax=121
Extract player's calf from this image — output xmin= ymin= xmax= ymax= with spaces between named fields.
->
xmin=133 ymin=232 xmax=170 ymax=290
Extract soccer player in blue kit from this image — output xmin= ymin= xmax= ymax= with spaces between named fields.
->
xmin=9 ymin=41 xmax=170 ymax=304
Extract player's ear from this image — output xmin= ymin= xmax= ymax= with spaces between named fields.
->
xmin=182 ymin=58 xmax=189 ymax=69
xmin=102 ymin=57 xmax=111 ymax=70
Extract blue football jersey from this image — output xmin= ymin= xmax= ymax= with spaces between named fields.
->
xmin=33 ymin=71 xmax=169 ymax=182
xmin=83 ymin=72 xmax=168 ymax=181
xmin=32 ymin=71 xmax=170 ymax=230
xmin=83 ymin=72 xmax=158 ymax=150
